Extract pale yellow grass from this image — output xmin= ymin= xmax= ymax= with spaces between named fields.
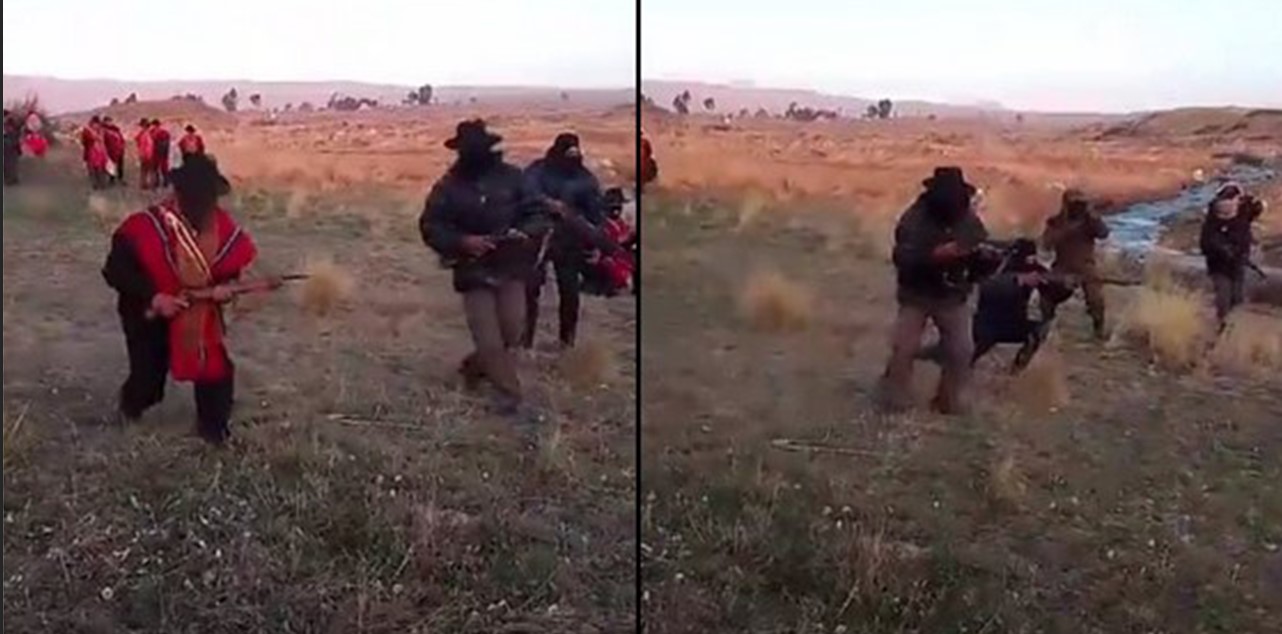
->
xmin=646 ymin=116 xmax=1212 ymax=232
xmin=739 ymin=268 xmax=813 ymax=332
xmin=86 ymin=193 xmax=128 ymax=234
xmin=1209 ymin=311 xmax=1282 ymax=376
xmin=1116 ymin=284 xmax=1210 ymax=369
xmin=1010 ymin=340 xmax=1070 ymax=413
xmin=557 ymin=339 xmax=617 ymax=388
xmin=299 ymin=257 xmax=354 ymax=317
xmin=988 ymin=451 xmax=1030 ymax=509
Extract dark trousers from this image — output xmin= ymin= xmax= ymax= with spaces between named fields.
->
xmin=155 ymin=153 xmax=171 ymax=187
xmin=524 ymin=251 xmax=584 ymax=348
xmin=879 ymin=300 xmax=974 ymax=414
xmin=461 ymin=281 xmax=526 ymax=402
xmin=1041 ymin=269 xmax=1106 ymax=337
xmin=118 ymin=311 xmax=234 ymax=443
xmin=1211 ymin=270 xmax=1246 ymax=325
xmin=2 ymin=151 xmax=17 ymax=185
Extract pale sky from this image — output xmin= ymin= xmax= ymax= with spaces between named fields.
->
xmin=3 ymin=0 xmax=636 ymax=88
xmin=643 ymin=0 xmax=1282 ymax=112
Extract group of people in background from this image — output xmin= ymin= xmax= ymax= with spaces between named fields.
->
xmin=78 ymin=116 xmax=205 ymax=190
xmin=881 ymin=166 xmax=1268 ymax=416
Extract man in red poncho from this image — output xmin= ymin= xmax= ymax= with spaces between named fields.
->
xmin=150 ymin=119 xmax=172 ymax=187
xmin=135 ymin=118 xmax=156 ymax=189
xmin=102 ymin=116 xmax=127 ymax=185
xmin=179 ymin=124 xmax=205 ymax=160
xmin=80 ymin=117 xmax=110 ymax=189
xmin=101 ymin=154 xmax=256 ymax=445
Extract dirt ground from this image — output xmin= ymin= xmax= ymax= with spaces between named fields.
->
xmin=639 ymin=116 xmax=1282 ymax=633
xmin=2 ymin=107 xmax=637 ymax=633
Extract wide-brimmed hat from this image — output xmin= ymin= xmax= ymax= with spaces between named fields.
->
xmin=171 ymin=153 xmax=231 ymax=197
xmin=444 ymin=119 xmax=503 ymax=151
xmin=922 ymin=166 xmax=977 ymax=197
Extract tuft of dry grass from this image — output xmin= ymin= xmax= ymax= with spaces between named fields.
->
xmin=1209 ymin=310 xmax=1282 ymax=375
xmin=2 ymin=403 xmax=32 ymax=473
xmin=739 ymin=268 xmax=813 ymax=332
xmin=988 ymin=451 xmax=1030 ymax=509
xmin=557 ymin=339 xmax=617 ymax=388
xmin=299 ymin=257 xmax=354 ymax=317
xmin=1011 ymin=339 xmax=1070 ymax=413
xmin=1116 ymin=283 xmax=1210 ymax=369
xmin=734 ymin=191 xmax=769 ymax=232
xmin=86 ymin=193 xmax=127 ymax=234
xmin=284 ymin=189 xmax=310 ymax=220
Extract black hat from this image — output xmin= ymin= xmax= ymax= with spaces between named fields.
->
xmin=1010 ymin=238 xmax=1038 ymax=259
xmin=603 ymin=186 xmax=627 ymax=209
xmin=139 ymin=117 xmax=150 ymax=126
xmin=922 ymin=166 xmax=977 ymax=197
xmin=444 ymin=119 xmax=502 ymax=151
xmin=171 ymin=154 xmax=231 ymax=197
xmin=553 ymin=132 xmax=581 ymax=151
xmin=185 ymin=124 xmax=196 ymax=133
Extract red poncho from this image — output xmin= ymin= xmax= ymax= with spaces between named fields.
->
xmin=179 ymin=132 xmax=205 ymax=155
xmin=22 ymin=132 xmax=47 ymax=157
xmin=86 ymin=138 xmax=109 ymax=170
xmin=135 ymin=128 xmax=155 ymax=164
xmin=103 ymin=127 xmax=126 ymax=160
xmin=116 ymin=203 xmax=257 ymax=382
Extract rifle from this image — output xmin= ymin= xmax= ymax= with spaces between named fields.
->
xmin=144 ymin=274 xmax=308 ymax=319
xmin=1247 ymin=261 xmax=1268 ymax=280
xmin=545 ymin=196 xmax=623 ymax=256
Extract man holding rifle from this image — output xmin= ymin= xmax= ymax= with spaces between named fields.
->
xmin=102 ymin=154 xmax=256 ymax=445
xmin=523 ymin=132 xmax=607 ymax=350
xmin=1201 ymin=183 xmax=1268 ymax=328
xmin=420 ymin=120 xmax=552 ymax=419
xmin=878 ymin=167 xmax=1002 ymax=415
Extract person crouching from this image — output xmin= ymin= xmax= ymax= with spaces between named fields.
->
xmin=101 ymin=155 xmax=255 ymax=445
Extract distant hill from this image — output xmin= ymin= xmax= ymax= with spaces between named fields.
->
xmin=641 ymin=80 xmax=1008 ymax=119
xmin=3 ymin=75 xmax=632 ymax=114
xmin=1093 ymin=107 xmax=1282 ymax=141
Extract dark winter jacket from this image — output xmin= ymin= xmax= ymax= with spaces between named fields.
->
xmin=892 ymin=198 xmax=992 ymax=306
xmin=1200 ymin=197 xmax=1264 ymax=277
xmin=420 ymin=161 xmax=552 ymax=292
xmin=525 ymin=158 xmax=605 ymax=256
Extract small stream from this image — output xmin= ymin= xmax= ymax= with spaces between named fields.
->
xmin=1105 ymin=163 xmax=1277 ymax=253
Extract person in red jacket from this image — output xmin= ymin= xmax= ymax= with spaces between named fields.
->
xmin=101 ymin=154 xmax=253 ymax=445
xmin=80 ymin=118 xmax=110 ymax=189
xmin=179 ymin=124 xmax=205 ymax=160
xmin=101 ymin=117 xmax=127 ymax=185
xmin=135 ymin=118 xmax=156 ymax=189
xmin=150 ymin=119 xmax=172 ymax=187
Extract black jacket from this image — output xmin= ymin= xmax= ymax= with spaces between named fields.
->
xmin=420 ymin=161 xmax=552 ymax=293
xmin=525 ymin=158 xmax=605 ymax=256
xmin=1200 ymin=198 xmax=1263 ymax=276
xmin=892 ymin=198 xmax=992 ymax=306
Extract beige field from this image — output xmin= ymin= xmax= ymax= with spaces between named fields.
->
xmin=3 ymin=103 xmax=637 ymax=633
xmin=640 ymin=111 xmax=1282 ymax=633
